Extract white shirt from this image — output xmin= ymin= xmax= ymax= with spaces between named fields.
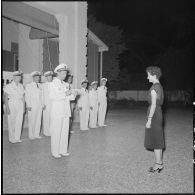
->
xmin=4 ymin=81 xmax=24 ymax=100
xmin=42 ymin=82 xmax=52 ymax=106
xmin=25 ymin=82 xmax=43 ymax=108
xmin=49 ymin=78 xmax=75 ymax=118
xmin=77 ymin=88 xmax=89 ymax=108
xmin=89 ymin=88 xmax=98 ymax=107
xmin=97 ymin=85 xmax=107 ymax=103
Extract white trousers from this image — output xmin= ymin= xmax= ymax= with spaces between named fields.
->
xmin=98 ymin=101 xmax=107 ymax=126
xmin=28 ymin=107 xmax=42 ymax=139
xmin=43 ymin=104 xmax=51 ymax=136
xmin=79 ymin=107 xmax=89 ymax=130
xmin=50 ymin=116 xmax=70 ymax=156
xmin=7 ymin=99 xmax=24 ymax=142
xmin=89 ymin=105 xmax=98 ymax=128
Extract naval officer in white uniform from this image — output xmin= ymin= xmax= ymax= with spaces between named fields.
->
xmin=4 ymin=71 xmax=25 ymax=143
xmin=49 ymin=64 xmax=75 ymax=158
xmin=77 ymin=79 xmax=90 ymax=130
xmin=25 ymin=71 xmax=44 ymax=139
xmin=97 ymin=78 xmax=108 ymax=127
xmin=42 ymin=71 xmax=53 ymax=136
xmin=65 ymin=75 xmax=76 ymax=133
xmin=89 ymin=81 xmax=98 ymax=128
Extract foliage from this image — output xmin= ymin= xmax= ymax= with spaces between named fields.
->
xmin=88 ymin=15 xmax=127 ymax=83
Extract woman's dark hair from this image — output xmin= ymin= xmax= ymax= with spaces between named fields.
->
xmin=146 ymin=66 xmax=162 ymax=79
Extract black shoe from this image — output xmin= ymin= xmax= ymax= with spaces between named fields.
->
xmin=148 ymin=163 xmax=164 ymax=173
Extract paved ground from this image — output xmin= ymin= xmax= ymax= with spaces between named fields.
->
xmin=3 ymin=106 xmax=193 ymax=193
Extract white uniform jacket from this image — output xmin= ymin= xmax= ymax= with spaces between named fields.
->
xmin=42 ymin=82 xmax=52 ymax=108
xmin=89 ymin=88 xmax=98 ymax=109
xmin=4 ymin=81 xmax=24 ymax=108
xmin=97 ymin=86 xmax=107 ymax=103
xmin=49 ymin=78 xmax=75 ymax=118
xmin=25 ymin=82 xmax=44 ymax=109
xmin=77 ymin=88 xmax=90 ymax=108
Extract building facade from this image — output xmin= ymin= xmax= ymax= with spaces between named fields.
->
xmin=2 ymin=1 xmax=108 ymax=87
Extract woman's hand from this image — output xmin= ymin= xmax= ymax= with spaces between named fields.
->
xmin=146 ymin=118 xmax=152 ymax=128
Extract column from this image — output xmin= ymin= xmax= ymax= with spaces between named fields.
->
xmin=100 ymin=51 xmax=103 ymax=81
xmin=55 ymin=14 xmax=68 ymax=65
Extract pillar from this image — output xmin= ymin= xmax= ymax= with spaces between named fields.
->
xmin=100 ymin=51 xmax=103 ymax=81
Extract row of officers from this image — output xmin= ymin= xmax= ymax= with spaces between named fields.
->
xmin=3 ymin=63 xmax=108 ymax=158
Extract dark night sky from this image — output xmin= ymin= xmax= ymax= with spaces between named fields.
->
xmin=88 ymin=0 xmax=194 ymax=76
xmin=88 ymin=0 xmax=194 ymax=44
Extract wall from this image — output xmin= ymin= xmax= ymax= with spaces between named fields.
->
xmin=42 ymin=39 xmax=59 ymax=72
xmin=109 ymin=90 xmax=148 ymax=101
xmin=108 ymin=90 xmax=192 ymax=102
xmin=18 ymin=24 xmax=43 ymax=73
xmin=75 ymin=2 xmax=88 ymax=88
xmin=87 ymin=39 xmax=99 ymax=83
xmin=2 ymin=17 xmax=19 ymax=51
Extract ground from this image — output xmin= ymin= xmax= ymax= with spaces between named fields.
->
xmin=2 ymin=105 xmax=193 ymax=193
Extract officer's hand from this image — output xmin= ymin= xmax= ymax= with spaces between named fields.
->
xmin=27 ymin=107 xmax=32 ymax=111
xmin=79 ymin=107 xmax=82 ymax=111
xmin=42 ymin=105 xmax=46 ymax=110
xmin=65 ymin=90 xmax=72 ymax=96
xmin=6 ymin=107 xmax=10 ymax=115
xmin=90 ymin=106 xmax=93 ymax=110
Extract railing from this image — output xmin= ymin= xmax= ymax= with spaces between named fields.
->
xmin=108 ymin=90 xmax=192 ymax=104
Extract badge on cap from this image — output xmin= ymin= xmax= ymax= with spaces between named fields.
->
xmin=13 ymin=71 xmax=23 ymax=76
xmin=44 ymin=71 xmax=53 ymax=77
xmin=31 ymin=71 xmax=41 ymax=77
xmin=91 ymin=81 xmax=98 ymax=85
xmin=101 ymin=78 xmax=107 ymax=82
xmin=81 ymin=79 xmax=88 ymax=84
xmin=54 ymin=63 xmax=68 ymax=73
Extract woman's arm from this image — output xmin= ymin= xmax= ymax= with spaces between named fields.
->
xmin=146 ymin=89 xmax=157 ymax=128
xmin=148 ymin=89 xmax=157 ymax=119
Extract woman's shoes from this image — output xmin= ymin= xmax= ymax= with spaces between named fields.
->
xmin=148 ymin=163 xmax=164 ymax=173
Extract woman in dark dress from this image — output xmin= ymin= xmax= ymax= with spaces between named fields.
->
xmin=144 ymin=66 xmax=165 ymax=173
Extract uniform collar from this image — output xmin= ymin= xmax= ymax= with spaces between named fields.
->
xmin=33 ymin=81 xmax=39 ymax=85
xmin=82 ymin=87 xmax=87 ymax=91
xmin=54 ymin=77 xmax=64 ymax=84
xmin=11 ymin=80 xmax=20 ymax=88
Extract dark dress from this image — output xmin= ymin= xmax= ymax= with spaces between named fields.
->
xmin=144 ymin=83 xmax=165 ymax=149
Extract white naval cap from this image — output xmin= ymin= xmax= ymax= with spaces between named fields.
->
xmin=81 ymin=79 xmax=88 ymax=84
xmin=13 ymin=71 xmax=23 ymax=76
xmin=44 ymin=71 xmax=53 ymax=77
xmin=54 ymin=63 xmax=68 ymax=73
xmin=31 ymin=71 xmax=41 ymax=77
xmin=101 ymin=78 xmax=107 ymax=82
xmin=91 ymin=81 xmax=98 ymax=85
